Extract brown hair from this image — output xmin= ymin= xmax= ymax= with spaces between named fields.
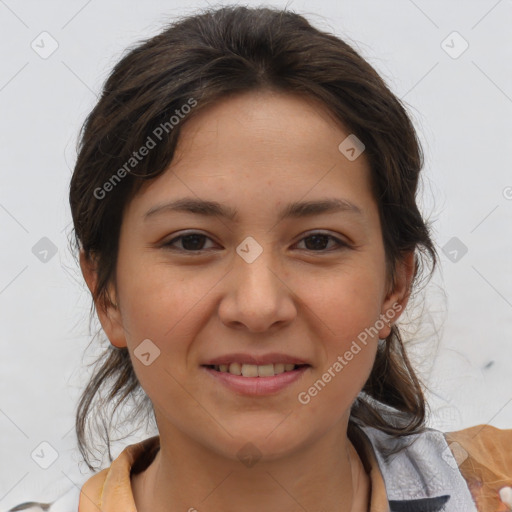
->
xmin=69 ymin=5 xmax=438 ymax=471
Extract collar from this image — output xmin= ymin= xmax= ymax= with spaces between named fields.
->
xmin=77 ymin=425 xmax=478 ymax=512
xmin=357 ymin=423 xmax=477 ymax=512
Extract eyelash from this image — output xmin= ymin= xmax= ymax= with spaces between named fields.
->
xmin=161 ymin=231 xmax=350 ymax=254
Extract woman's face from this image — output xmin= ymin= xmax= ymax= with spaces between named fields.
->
xmin=84 ymin=89 xmax=413 ymax=460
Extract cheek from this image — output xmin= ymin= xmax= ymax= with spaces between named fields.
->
xmin=298 ymin=282 xmax=380 ymax=417
xmin=303 ymin=267 xmax=385 ymax=341
xmin=298 ymin=267 xmax=383 ymax=398
xmin=116 ymin=256 xmax=208 ymax=342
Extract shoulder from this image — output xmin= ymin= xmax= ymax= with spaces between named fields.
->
xmin=444 ymin=424 xmax=512 ymax=511
xmin=78 ymin=467 xmax=110 ymax=509
xmin=358 ymin=421 xmax=512 ymax=511
xmin=360 ymin=424 xmax=478 ymax=506
xmin=78 ymin=436 xmax=159 ymax=511
xmin=444 ymin=422 xmax=512 ymax=462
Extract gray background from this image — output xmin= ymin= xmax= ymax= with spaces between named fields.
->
xmin=1 ymin=0 xmax=511 ymax=508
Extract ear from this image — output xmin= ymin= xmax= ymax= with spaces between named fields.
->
xmin=378 ymin=250 xmax=415 ymax=339
xmin=79 ymin=249 xmax=128 ymax=349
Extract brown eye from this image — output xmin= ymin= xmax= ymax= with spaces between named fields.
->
xmin=296 ymin=232 xmax=349 ymax=252
xmin=163 ymin=232 xmax=216 ymax=252
xmin=161 ymin=231 xmax=349 ymax=254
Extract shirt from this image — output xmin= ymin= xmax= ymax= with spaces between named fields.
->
xmin=11 ymin=422 xmax=512 ymax=512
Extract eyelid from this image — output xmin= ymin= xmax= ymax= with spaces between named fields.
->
xmin=159 ymin=230 xmax=217 ymax=252
xmin=295 ymin=231 xmax=350 ymax=251
xmin=161 ymin=230 xmax=350 ymax=253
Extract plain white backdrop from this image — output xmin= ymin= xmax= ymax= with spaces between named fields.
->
xmin=1 ymin=0 xmax=511 ymax=508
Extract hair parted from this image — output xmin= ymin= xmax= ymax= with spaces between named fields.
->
xmin=68 ymin=5 xmax=439 ymax=472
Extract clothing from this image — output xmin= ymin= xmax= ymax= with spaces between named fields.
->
xmin=11 ymin=422 xmax=512 ymax=512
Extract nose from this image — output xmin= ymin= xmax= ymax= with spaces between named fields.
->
xmin=218 ymin=245 xmax=297 ymax=333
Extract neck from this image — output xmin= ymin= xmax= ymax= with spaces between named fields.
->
xmin=132 ymin=421 xmax=370 ymax=512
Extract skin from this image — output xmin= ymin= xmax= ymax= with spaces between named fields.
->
xmin=81 ymin=89 xmax=415 ymax=512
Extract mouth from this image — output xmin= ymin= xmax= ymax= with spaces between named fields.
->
xmin=201 ymin=363 xmax=311 ymax=395
xmin=202 ymin=363 xmax=310 ymax=377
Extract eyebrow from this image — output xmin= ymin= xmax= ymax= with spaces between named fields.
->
xmin=143 ymin=197 xmax=364 ymax=223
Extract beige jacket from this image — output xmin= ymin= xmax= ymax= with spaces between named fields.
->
xmin=77 ymin=423 xmax=512 ymax=512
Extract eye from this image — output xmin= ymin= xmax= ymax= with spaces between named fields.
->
xmin=295 ymin=232 xmax=349 ymax=252
xmin=162 ymin=232 xmax=216 ymax=252
xmin=161 ymin=231 xmax=350 ymax=253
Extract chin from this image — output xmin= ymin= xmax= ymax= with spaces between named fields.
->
xmin=205 ymin=423 xmax=306 ymax=463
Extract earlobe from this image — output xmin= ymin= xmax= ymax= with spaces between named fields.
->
xmin=79 ymin=249 xmax=128 ymax=349
xmin=378 ymin=251 xmax=416 ymax=338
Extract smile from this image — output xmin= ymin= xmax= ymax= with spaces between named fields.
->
xmin=202 ymin=364 xmax=310 ymax=395
xmin=204 ymin=362 xmax=308 ymax=377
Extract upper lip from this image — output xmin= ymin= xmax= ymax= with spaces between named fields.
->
xmin=202 ymin=353 xmax=311 ymax=366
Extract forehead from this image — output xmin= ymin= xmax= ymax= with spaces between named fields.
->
xmin=175 ymin=89 xmax=354 ymax=160
xmin=129 ymin=89 xmax=376 ymax=221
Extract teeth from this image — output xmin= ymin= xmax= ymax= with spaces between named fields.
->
xmin=242 ymin=364 xmax=259 ymax=377
xmin=274 ymin=363 xmax=285 ymax=374
xmin=213 ymin=362 xmax=302 ymax=377
xmin=229 ymin=362 xmax=242 ymax=375
xmin=257 ymin=364 xmax=274 ymax=377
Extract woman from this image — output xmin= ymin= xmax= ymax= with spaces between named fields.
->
xmin=10 ymin=5 xmax=512 ymax=512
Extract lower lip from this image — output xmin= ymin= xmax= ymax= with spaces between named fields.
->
xmin=202 ymin=365 xmax=310 ymax=396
